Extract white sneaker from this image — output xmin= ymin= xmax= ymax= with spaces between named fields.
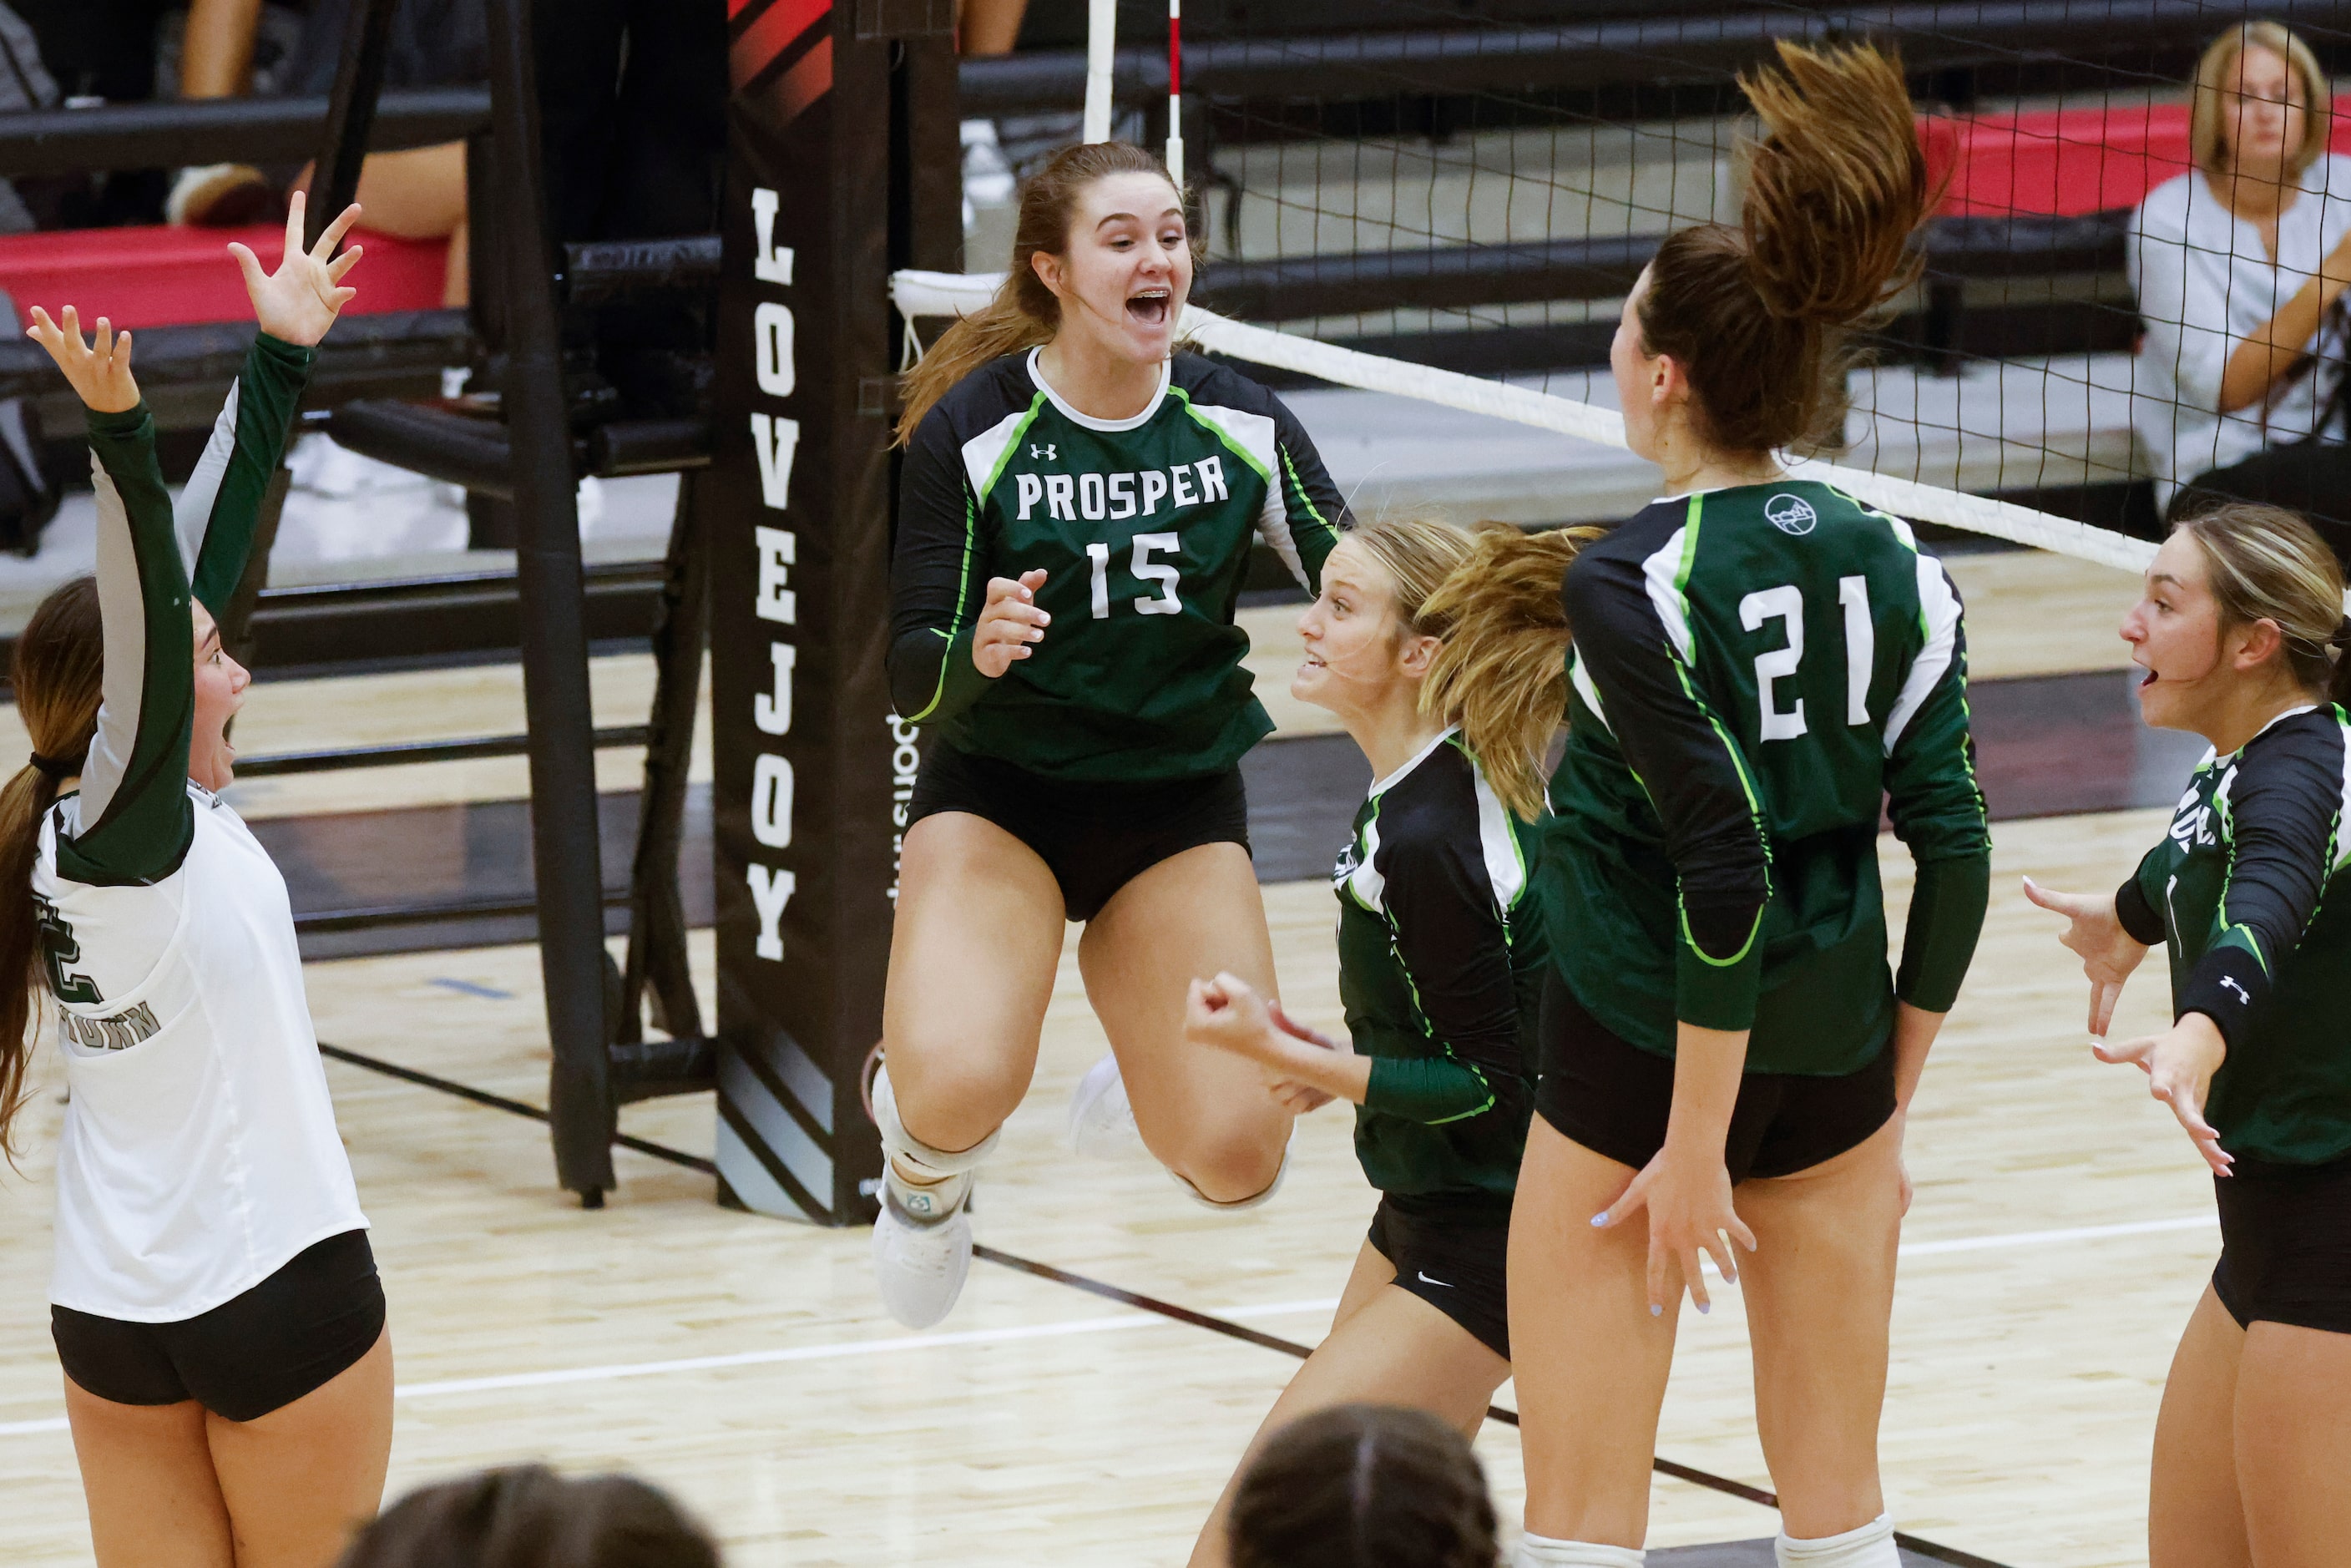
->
xmin=1066 ymin=1052 xmax=1145 ymax=1159
xmin=871 ymin=1172 xmax=973 ymax=1329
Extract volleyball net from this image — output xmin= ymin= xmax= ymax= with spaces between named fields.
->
xmin=944 ymin=0 xmax=2351 ymax=575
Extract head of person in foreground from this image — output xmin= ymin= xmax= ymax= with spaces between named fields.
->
xmin=897 ymin=139 xmax=1192 ymax=441
xmin=1611 ymin=38 xmax=1929 ymax=475
xmin=2129 ymin=502 xmax=2351 ymax=741
xmin=336 ymin=1464 xmax=723 ymax=1568
xmin=1226 ymin=1402 xmax=1499 ymax=1568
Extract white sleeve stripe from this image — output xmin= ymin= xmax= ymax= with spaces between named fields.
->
xmin=1640 ymin=526 xmax=1695 ymax=664
xmin=1883 ymin=555 xmax=1962 ymax=755
xmin=172 ymin=377 xmax=240 ymax=582
xmin=82 ymin=453 xmax=147 ymax=828
xmin=1570 ymin=654 xmax=1611 ymax=732
xmin=1472 ymin=767 xmax=1527 ymax=908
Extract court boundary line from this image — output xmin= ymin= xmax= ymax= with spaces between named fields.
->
xmin=301 ymin=1041 xmax=2040 ymax=1566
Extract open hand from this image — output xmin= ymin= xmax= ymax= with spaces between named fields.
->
xmin=2096 ymin=1012 xmax=2232 ymax=1176
xmin=1595 ymin=1138 xmax=1757 ymax=1317
xmin=2022 ymin=876 xmax=2149 ymax=1038
xmin=973 ymin=569 xmax=1049 ymax=677
xmin=27 ymin=306 xmax=139 ymax=413
xmin=229 ymin=191 xmax=363 ymax=348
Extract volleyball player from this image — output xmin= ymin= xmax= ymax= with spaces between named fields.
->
xmin=877 ymin=141 xmax=1350 ymax=1328
xmin=1425 ymin=44 xmax=1992 ymax=1567
xmin=0 ymin=195 xmax=386 ymax=1568
xmin=1180 ymin=517 xmax=1580 ymax=1565
xmin=2028 ymin=503 xmax=2351 ymax=1566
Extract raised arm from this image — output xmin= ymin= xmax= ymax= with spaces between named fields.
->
xmin=178 ymin=332 xmax=317 ymax=613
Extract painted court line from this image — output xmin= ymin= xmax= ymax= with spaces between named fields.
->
xmin=0 ymin=1216 xmax=2218 ymax=1440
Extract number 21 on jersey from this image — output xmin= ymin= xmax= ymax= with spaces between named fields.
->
xmin=1084 ymin=534 xmax=1183 ymax=619
xmin=1737 ymin=576 xmax=1873 ymax=741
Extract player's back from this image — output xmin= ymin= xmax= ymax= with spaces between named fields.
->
xmin=1547 ymin=479 xmax=1979 ymax=1073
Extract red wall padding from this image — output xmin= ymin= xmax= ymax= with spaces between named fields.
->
xmin=0 ymin=223 xmax=447 ymax=329
xmin=1928 ymin=98 xmax=2351 ymax=217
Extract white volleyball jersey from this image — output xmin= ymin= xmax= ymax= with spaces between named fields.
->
xmin=34 ymin=334 xmax=356 ymax=1323
xmin=38 ymin=784 xmax=366 ymax=1321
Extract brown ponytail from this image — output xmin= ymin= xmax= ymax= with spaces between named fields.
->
xmin=896 ymin=140 xmax=1186 ymax=444
xmin=1418 ymin=524 xmax=1597 ymax=822
xmin=0 ymin=576 xmax=103 ymax=1159
xmin=1638 ymin=40 xmax=1931 ymax=454
xmin=2172 ymin=503 xmax=2351 ymax=709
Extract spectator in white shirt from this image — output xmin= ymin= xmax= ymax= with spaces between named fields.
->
xmin=2131 ymin=21 xmax=2351 ymax=554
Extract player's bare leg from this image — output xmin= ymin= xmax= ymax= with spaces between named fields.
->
xmin=1078 ymin=842 xmax=1290 ymax=1204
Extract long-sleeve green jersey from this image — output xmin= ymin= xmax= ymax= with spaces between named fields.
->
xmin=890 ymin=349 xmax=1347 ymax=781
xmin=57 ymin=332 xmax=315 ymax=888
xmin=1335 ymin=731 xmax=1545 ymax=1213
xmin=2115 ymin=706 xmax=2351 ymax=1165
xmin=1540 ymin=480 xmax=1992 ymax=1075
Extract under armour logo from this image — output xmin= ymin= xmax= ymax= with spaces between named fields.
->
xmin=1030 ymin=443 xmax=1056 ymax=461
xmin=2222 ymin=976 xmax=2252 ymax=1005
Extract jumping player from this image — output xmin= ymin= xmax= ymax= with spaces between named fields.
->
xmin=0 ymin=196 xmax=386 ymax=1568
xmin=2029 ymin=503 xmax=2351 ymax=1566
xmin=1181 ymin=517 xmax=1581 ymax=1565
xmin=877 ymin=141 xmax=1348 ymax=1328
xmin=1428 ymin=44 xmax=1992 ymax=1567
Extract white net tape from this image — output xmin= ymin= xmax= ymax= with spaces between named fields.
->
xmin=889 ymin=269 xmax=2159 ymax=577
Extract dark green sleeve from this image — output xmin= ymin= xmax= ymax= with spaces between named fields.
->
xmin=184 ymin=331 xmax=316 ymax=615
xmin=1883 ymin=561 xmax=1991 ymax=1012
xmin=1366 ymin=1054 xmax=1494 ymax=1122
xmin=63 ymin=402 xmax=196 ymax=886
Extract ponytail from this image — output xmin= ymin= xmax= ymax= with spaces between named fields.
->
xmin=0 ymin=576 xmax=104 ymax=1160
xmin=1637 ymin=40 xmax=1931 ymax=455
xmin=897 ymin=140 xmax=1186 ymax=444
xmin=1420 ymin=525 xmax=1597 ymax=821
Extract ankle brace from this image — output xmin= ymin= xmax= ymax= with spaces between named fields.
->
xmin=872 ymin=1065 xmax=999 ymax=1183
xmin=1514 ymin=1535 xmax=1645 ymax=1567
xmin=1776 ymin=1515 xmax=1898 ymax=1568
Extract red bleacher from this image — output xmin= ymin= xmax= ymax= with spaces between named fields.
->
xmin=0 ymin=223 xmax=447 ymax=328
xmin=1929 ymin=96 xmax=2351 ymax=216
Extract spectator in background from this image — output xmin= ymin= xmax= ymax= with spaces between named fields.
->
xmin=1226 ymin=1404 xmax=1499 ymax=1568
xmin=2133 ymin=21 xmax=2351 ymax=554
xmin=338 ymin=1466 xmax=722 ymax=1568
xmin=174 ymin=0 xmax=481 ymax=307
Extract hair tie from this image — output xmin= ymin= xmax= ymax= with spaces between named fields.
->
xmin=28 ymin=750 xmax=80 ymax=780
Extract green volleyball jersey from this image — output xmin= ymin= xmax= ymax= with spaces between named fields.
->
xmin=2115 ymin=706 xmax=2351 ymax=1165
xmin=891 ymin=350 xmax=1347 ymax=781
xmin=1540 ymin=480 xmax=1991 ymax=1075
xmin=1334 ymin=732 xmax=1545 ymax=1212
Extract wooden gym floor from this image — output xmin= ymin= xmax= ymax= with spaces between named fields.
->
xmin=0 ymin=549 xmax=2215 ymax=1566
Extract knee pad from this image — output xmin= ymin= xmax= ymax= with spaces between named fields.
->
xmin=872 ymin=1064 xmax=999 ymax=1182
xmin=1514 ymin=1536 xmax=1644 ymax=1567
xmin=1776 ymin=1515 xmax=1898 ymax=1568
xmin=1168 ymin=1139 xmax=1289 ymax=1211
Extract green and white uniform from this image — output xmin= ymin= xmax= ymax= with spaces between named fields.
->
xmin=37 ymin=336 xmax=367 ymax=1323
xmin=890 ymin=348 xmax=1347 ymax=780
xmin=1542 ymin=480 xmax=1992 ymax=1075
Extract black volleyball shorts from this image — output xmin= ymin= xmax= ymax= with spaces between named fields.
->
xmin=905 ymin=742 xmax=1250 ymax=923
xmin=2212 ymin=1155 xmax=2351 ymax=1335
xmin=1534 ymin=974 xmax=1897 ymax=1182
xmin=52 ymin=1230 xmax=386 ymax=1422
xmin=1368 ymin=1195 xmax=1512 ymax=1361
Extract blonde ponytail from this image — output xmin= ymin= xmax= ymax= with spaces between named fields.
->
xmin=1420 ymin=525 xmax=1597 ymax=821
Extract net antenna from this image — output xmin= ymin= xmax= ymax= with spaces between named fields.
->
xmin=1082 ymin=0 xmax=1115 ymax=143
xmin=1165 ymin=0 xmax=1184 ymax=185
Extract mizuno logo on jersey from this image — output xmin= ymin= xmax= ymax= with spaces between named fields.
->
xmin=1014 ymin=457 xmax=1229 ymax=524
xmin=1766 ymin=493 xmax=1819 ymax=535
xmin=59 ymin=999 xmax=161 ymax=1053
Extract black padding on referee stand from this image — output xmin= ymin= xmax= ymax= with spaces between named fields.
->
xmin=706 ymin=2 xmax=955 ymax=1226
xmin=1653 ymin=1543 xmax=1945 ymax=1565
